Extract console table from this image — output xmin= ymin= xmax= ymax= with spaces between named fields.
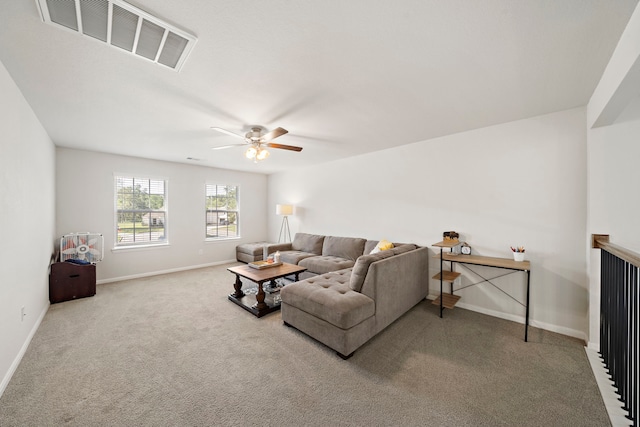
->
xmin=432 ymin=241 xmax=532 ymax=341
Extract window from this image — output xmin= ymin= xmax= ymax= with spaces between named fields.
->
xmin=206 ymin=184 xmax=239 ymax=239
xmin=115 ymin=176 xmax=167 ymax=246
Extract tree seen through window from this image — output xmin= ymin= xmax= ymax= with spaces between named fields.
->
xmin=206 ymin=184 xmax=239 ymax=239
xmin=115 ymin=177 xmax=167 ymax=245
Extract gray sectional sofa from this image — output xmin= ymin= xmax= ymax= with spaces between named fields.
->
xmin=267 ymin=233 xmax=429 ymax=359
xmin=267 ymin=233 xmax=366 ymax=280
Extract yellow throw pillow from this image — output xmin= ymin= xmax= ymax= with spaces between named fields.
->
xmin=370 ymin=239 xmax=394 ymax=254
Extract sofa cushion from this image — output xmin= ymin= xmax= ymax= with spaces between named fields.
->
xmin=299 ymin=255 xmax=356 ymax=275
xmin=364 ymin=240 xmax=378 ymax=255
xmin=349 ymin=250 xmax=396 ymax=292
xmin=390 ymin=244 xmax=417 ymax=255
xmin=236 ymin=242 xmax=270 ymax=256
xmin=349 ymin=244 xmax=418 ymax=292
xmin=280 ymin=270 xmax=375 ymax=329
xmin=280 ymin=251 xmax=317 ymax=265
xmin=292 ymin=233 xmax=325 ymax=254
xmin=322 ymin=236 xmax=366 ymax=261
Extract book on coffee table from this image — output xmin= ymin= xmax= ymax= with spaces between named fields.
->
xmin=248 ymin=260 xmax=282 ymax=269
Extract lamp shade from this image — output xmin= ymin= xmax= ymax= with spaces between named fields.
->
xmin=276 ymin=204 xmax=293 ymax=216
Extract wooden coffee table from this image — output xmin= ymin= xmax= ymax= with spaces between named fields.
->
xmin=227 ymin=262 xmax=307 ymax=318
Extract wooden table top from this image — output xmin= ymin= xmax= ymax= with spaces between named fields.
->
xmin=227 ymin=262 xmax=307 ymax=282
xmin=439 ymin=253 xmax=531 ymax=271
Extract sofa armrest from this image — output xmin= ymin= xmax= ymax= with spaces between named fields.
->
xmin=265 ymin=242 xmax=292 ymax=254
xmin=360 ymin=246 xmax=430 ymax=329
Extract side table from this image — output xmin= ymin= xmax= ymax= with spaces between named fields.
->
xmin=49 ymin=262 xmax=96 ymax=303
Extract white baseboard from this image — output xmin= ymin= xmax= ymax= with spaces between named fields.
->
xmin=97 ymin=259 xmax=237 ymax=284
xmin=0 ymin=302 xmax=49 ymax=399
xmin=426 ymin=293 xmax=587 ymax=342
xmin=587 ymin=341 xmax=600 ymax=352
xmin=585 ymin=347 xmax=629 ymax=426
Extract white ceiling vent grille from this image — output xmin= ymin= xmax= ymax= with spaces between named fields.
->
xmin=36 ymin=0 xmax=197 ymax=71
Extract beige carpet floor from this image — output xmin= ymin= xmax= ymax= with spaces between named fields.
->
xmin=0 ymin=263 xmax=609 ymax=426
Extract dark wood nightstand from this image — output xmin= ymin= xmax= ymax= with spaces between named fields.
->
xmin=49 ymin=262 xmax=96 ymax=304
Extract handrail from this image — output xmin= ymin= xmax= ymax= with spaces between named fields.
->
xmin=594 ymin=234 xmax=640 ymax=423
xmin=593 ymin=234 xmax=640 ymax=268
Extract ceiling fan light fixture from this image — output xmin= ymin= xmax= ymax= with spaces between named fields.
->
xmin=210 ymin=126 xmax=301 ymax=162
xmin=247 ymin=127 xmax=262 ymax=141
xmin=256 ymin=148 xmax=269 ymax=161
xmin=245 ymin=146 xmax=257 ymax=159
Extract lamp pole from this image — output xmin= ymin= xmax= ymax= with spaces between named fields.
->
xmin=278 ymin=215 xmax=291 ymax=243
xmin=276 ymin=204 xmax=294 ymax=243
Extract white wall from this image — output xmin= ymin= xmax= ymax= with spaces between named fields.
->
xmin=269 ymin=108 xmax=589 ymax=339
xmin=588 ymin=3 xmax=640 ymax=129
xmin=586 ymin=4 xmax=640 ymax=350
xmin=587 ymin=106 xmax=640 ymax=349
xmin=588 ymin=98 xmax=640 ymax=253
xmin=0 ymin=60 xmax=55 ymax=396
xmin=56 ymin=148 xmax=268 ymax=282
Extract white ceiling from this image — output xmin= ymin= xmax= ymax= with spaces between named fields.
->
xmin=0 ymin=0 xmax=637 ymax=174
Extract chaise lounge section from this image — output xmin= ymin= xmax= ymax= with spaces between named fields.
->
xmin=275 ymin=233 xmax=429 ymax=358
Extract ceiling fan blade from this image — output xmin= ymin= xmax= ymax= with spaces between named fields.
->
xmin=212 ymin=143 xmax=246 ymax=150
xmin=266 ymin=142 xmax=303 ymax=152
xmin=211 ymin=127 xmax=246 ymax=139
xmin=261 ymin=127 xmax=288 ymax=142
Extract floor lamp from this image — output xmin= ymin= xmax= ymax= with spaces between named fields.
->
xmin=276 ymin=204 xmax=293 ymax=243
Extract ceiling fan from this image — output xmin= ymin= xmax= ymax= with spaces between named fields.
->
xmin=211 ymin=126 xmax=303 ymax=162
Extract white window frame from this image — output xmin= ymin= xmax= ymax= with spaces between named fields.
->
xmin=114 ymin=175 xmax=168 ymax=248
xmin=205 ymin=184 xmax=240 ymax=241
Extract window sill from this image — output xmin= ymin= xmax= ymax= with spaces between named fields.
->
xmin=205 ymin=237 xmax=241 ymax=243
xmin=112 ymin=242 xmax=170 ymax=253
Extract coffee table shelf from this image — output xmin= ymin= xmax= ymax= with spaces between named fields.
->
xmin=227 ymin=262 xmax=307 ymax=318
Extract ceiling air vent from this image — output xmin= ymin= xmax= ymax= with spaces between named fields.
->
xmin=36 ymin=0 xmax=196 ymax=71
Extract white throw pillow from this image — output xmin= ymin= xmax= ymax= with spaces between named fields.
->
xmin=370 ymin=239 xmax=394 ymax=254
